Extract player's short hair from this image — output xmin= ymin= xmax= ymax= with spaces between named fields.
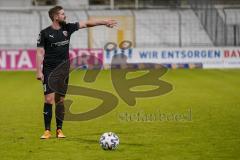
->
xmin=48 ymin=6 xmax=63 ymax=21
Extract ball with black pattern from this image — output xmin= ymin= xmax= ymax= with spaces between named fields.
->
xmin=99 ymin=132 xmax=119 ymax=150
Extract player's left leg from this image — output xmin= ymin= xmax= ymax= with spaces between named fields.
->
xmin=55 ymin=93 xmax=66 ymax=138
xmin=53 ymin=61 xmax=70 ymax=138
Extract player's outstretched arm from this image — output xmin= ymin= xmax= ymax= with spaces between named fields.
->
xmin=79 ymin=19 xmax=117 ymax=29
xmin=36 ymin=47 xmax=45 ymax=81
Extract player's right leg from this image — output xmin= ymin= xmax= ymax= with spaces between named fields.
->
xmin=40 ymin=68 xmax=55 ymax=139
xmin=40 ymin=93 xmax=54 ymax=139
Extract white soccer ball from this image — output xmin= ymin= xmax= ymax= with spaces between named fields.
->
xmin=99 ymin=132 xmax=119 ymax=150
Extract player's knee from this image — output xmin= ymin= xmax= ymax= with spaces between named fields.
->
xmin=55 ymin=97 xmax=64 ymax=105
xmin=45 ymin=96 xmax=54 ymax=104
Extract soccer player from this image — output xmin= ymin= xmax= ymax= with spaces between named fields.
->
xmin=36 ymin=6 xmax=117 ymax=139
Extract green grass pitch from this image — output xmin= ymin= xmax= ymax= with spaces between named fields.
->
xmin=0 ymin=69 xmax=239 ymax=160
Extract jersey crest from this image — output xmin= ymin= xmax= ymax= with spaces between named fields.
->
xmin=63 ymin=31 xmax=68 ymax=37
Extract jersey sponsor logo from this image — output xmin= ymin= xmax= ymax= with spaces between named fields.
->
xmin=51 ymin=40 xmax=70 ymax=47
xmin=63 ymin=31 xmax=68 ymax=37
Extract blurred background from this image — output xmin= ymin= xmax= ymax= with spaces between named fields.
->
xmin=0 ymin=0 xmax=240 ymax=70
xmin=0 ymin=0 xmax=240 ymax=49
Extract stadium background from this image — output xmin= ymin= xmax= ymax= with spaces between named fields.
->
xmin=0 ymin=0 xmax=240 ymax=160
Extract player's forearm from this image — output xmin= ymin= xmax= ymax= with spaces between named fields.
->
xmin=36 ymin=48 xmax=44 ymax=73
xmin=79 ymin=19 xmax=117 ymax=29
xmin=80 ymin=19 xmax=107 ymax=28
xmin=86 ymin=19 xmax=107 ymax=27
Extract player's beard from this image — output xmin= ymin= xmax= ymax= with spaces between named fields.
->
xmin=58 ymin=20 xmax=66 ymax=26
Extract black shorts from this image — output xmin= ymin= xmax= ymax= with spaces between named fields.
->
xmin=42 ymin=61 xmax=70 ymax=96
